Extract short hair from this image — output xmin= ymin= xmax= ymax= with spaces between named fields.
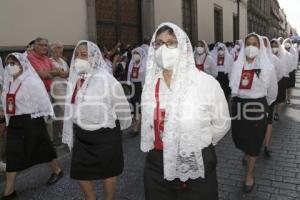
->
xmin=34 ymin=37 xmax=49 ymax=45
xmin=27 ymin=40 xmax=36 ymax=48
xmin=50 ymin=41 xmax=64 ymax=50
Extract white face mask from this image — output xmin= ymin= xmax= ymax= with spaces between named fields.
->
xmin=155 ymin=45 xmax=180 ymax=70
xmin=218 ymin=50 xmax=225 ymax=56
xmin=235 ymin=44 xmax=241 ymax=51
xmin=74 ymin=58 xmax=91 ymax=74
xmin=245 ymin=45 xmax=259 ymax=59
xmin=7 ymin=64 xmax=21 ymax=76
xmin=272 ymin=48 xmax=279 ymax=54
xmin=285 ymin=43 xmax=291 ymax=49
xmin=195 ymin=47 xmax=205 ymax=55
xmin=133 ymin=54 xmax=141 ymax=62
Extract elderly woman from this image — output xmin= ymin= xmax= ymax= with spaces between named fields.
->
xmin=194 ymin=40 xmax=218 ymax=78
xmin=127 ymin=46 xmax=147 ymax=135
xmin=211 ymin=42 xmax=234 ymax=98
xmin=62 ymin=41 xmax=131 ymax=200
xmin=141 ymin=22 xmax=230 ymax=200
xmin=1 ymin=53 xmax=63 ymax=200
xmin=230 ymin=33 xmax=277 ymax=193
xmin=49 ymin=42 xmax=69 ymax=144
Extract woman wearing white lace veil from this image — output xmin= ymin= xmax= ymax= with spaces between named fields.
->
xmin=194 ymin=40 xmax=218 ymax=78
xmin=282 ymin=38 xmax=298 ymax=104
xmin=62 ymin=40 xmax=131 ymax=200
xmin=141 ymin=22 xmax=230 ymax=200
xmin=211 ymin=42 xmax=234 ymax=98
xmin=262 ymin=36 xmax=285 ymax=157
xmin=1 ymin=53 xmax=63 ymax=199
xmin=230 ymin=39 xmax=244 ymax=62
xmin=270 ymin=39 xmax=293 ymax=121
xmin=127 ymin=46 xmax=147 ymax=135
xmin=230 ymin=33 xmax=277 ymax=193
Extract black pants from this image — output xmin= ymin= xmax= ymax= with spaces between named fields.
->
xmin=144 ymin=145 xmax=218 ymax=200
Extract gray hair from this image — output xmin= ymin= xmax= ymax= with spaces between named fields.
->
xmin=50 ymin=41 xmax=64 ymax=50
xmin=34 ymin=37 xmax=49 ymax=45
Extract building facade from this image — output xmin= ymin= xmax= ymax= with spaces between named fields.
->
xmin=0 ymin=0 xmax=249 ymax=53
xmin=247 ymin=0 xmax=270 ymax=36
xmin=247 ymin=0 xmax=295 ymax=39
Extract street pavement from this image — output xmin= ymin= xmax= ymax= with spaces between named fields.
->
xmin=0 ymin=70 xmax=300 ymax=200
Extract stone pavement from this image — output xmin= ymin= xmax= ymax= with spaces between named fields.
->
xmin=0 ymin=71 xmax=299 ymax=200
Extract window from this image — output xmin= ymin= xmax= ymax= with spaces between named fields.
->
xmin=214 ymin=5 xmax=223 ymax=42
xmin=182 ymin=0 xmax=198 ymax=45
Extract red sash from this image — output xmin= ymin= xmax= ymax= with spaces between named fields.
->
xmin=239 ymin=67 xmax=255 ymax=90
xmin=196 ymin=54 xmax=207 ymax=71
xmin=71 ymin=78 xmax=85 ymax=104
xmin=131 ymin=63 xmax=140 ymax=79
xmin=217 ymin=57 xmax=225 ymax=66
xmin=153 ymin=78 xmax=165 ymax=150
xmin=6 ymin=82 xmax=22 ymax=115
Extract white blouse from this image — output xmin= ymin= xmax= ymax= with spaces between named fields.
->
xmin=143 ymin=71 xmax=231 ymax=149
xmin=270 ymin=54 xmax=285 ymax=82
xmin=195 ymin=54 xmax=218 ymax=78
xmin=2 ymin=72 xmax=53 ymax=124
xmin=276 ymin=52 xmax=293 ymax=77
xmin=234 ymin=62 xmax=278 ymax=105
xmin=72 ymin=72 xmax=132 ymax=131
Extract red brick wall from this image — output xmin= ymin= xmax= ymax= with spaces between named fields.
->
xmin=96 ymin=0 xmax=141 ymax=48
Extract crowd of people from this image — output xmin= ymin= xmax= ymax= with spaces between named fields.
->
xmin=0 ymin=21 xmax=299 ymax=200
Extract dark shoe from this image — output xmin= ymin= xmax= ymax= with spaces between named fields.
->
xmin=274 ymin=113 xmax=279 ymax=121
xmin=47 ymin=170 xmax=63 ymax=185
xmin=243 ymin=182 xmax=255 ymax=193
xmin=1 ymin=191 xmax=17 ymax=200
xmin=264 ymin=146 xmax=272 ymax=158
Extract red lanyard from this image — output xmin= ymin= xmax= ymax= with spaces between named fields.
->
xmin=71 ymin=78 xmax=85 ymax=104
xmin=8 ymin=82 xmax=22 ymax=95
xmin=154 ymin=78 xmax=165 ymax=150
xmin=196 ymin=54 xmax=207 ymax=71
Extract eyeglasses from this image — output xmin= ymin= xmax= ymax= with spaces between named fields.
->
xmin=152 ymin=40 xmax=178 ymax=50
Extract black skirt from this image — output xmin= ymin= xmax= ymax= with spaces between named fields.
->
xmin=70 ymin=123 xmax=124 ymax=180
xmin=267 ymin=102 xmax=275 ymax=125
xmin=217 ymin=72 xmax=231 ymax=97
xmin=130 ymin=82 xmax=142 ymax=114
xmin=144 ymin=145 xmax=218 ymax=200
xmin=6 ymin=115 xmax=57 ymax=172
xmin=231 ymin=97 xmax=268 ymax=157
xmin=276 ymin=77 xmax=288 ymax=103
xmin=288 ymin=70 xmax=296 ymax=88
